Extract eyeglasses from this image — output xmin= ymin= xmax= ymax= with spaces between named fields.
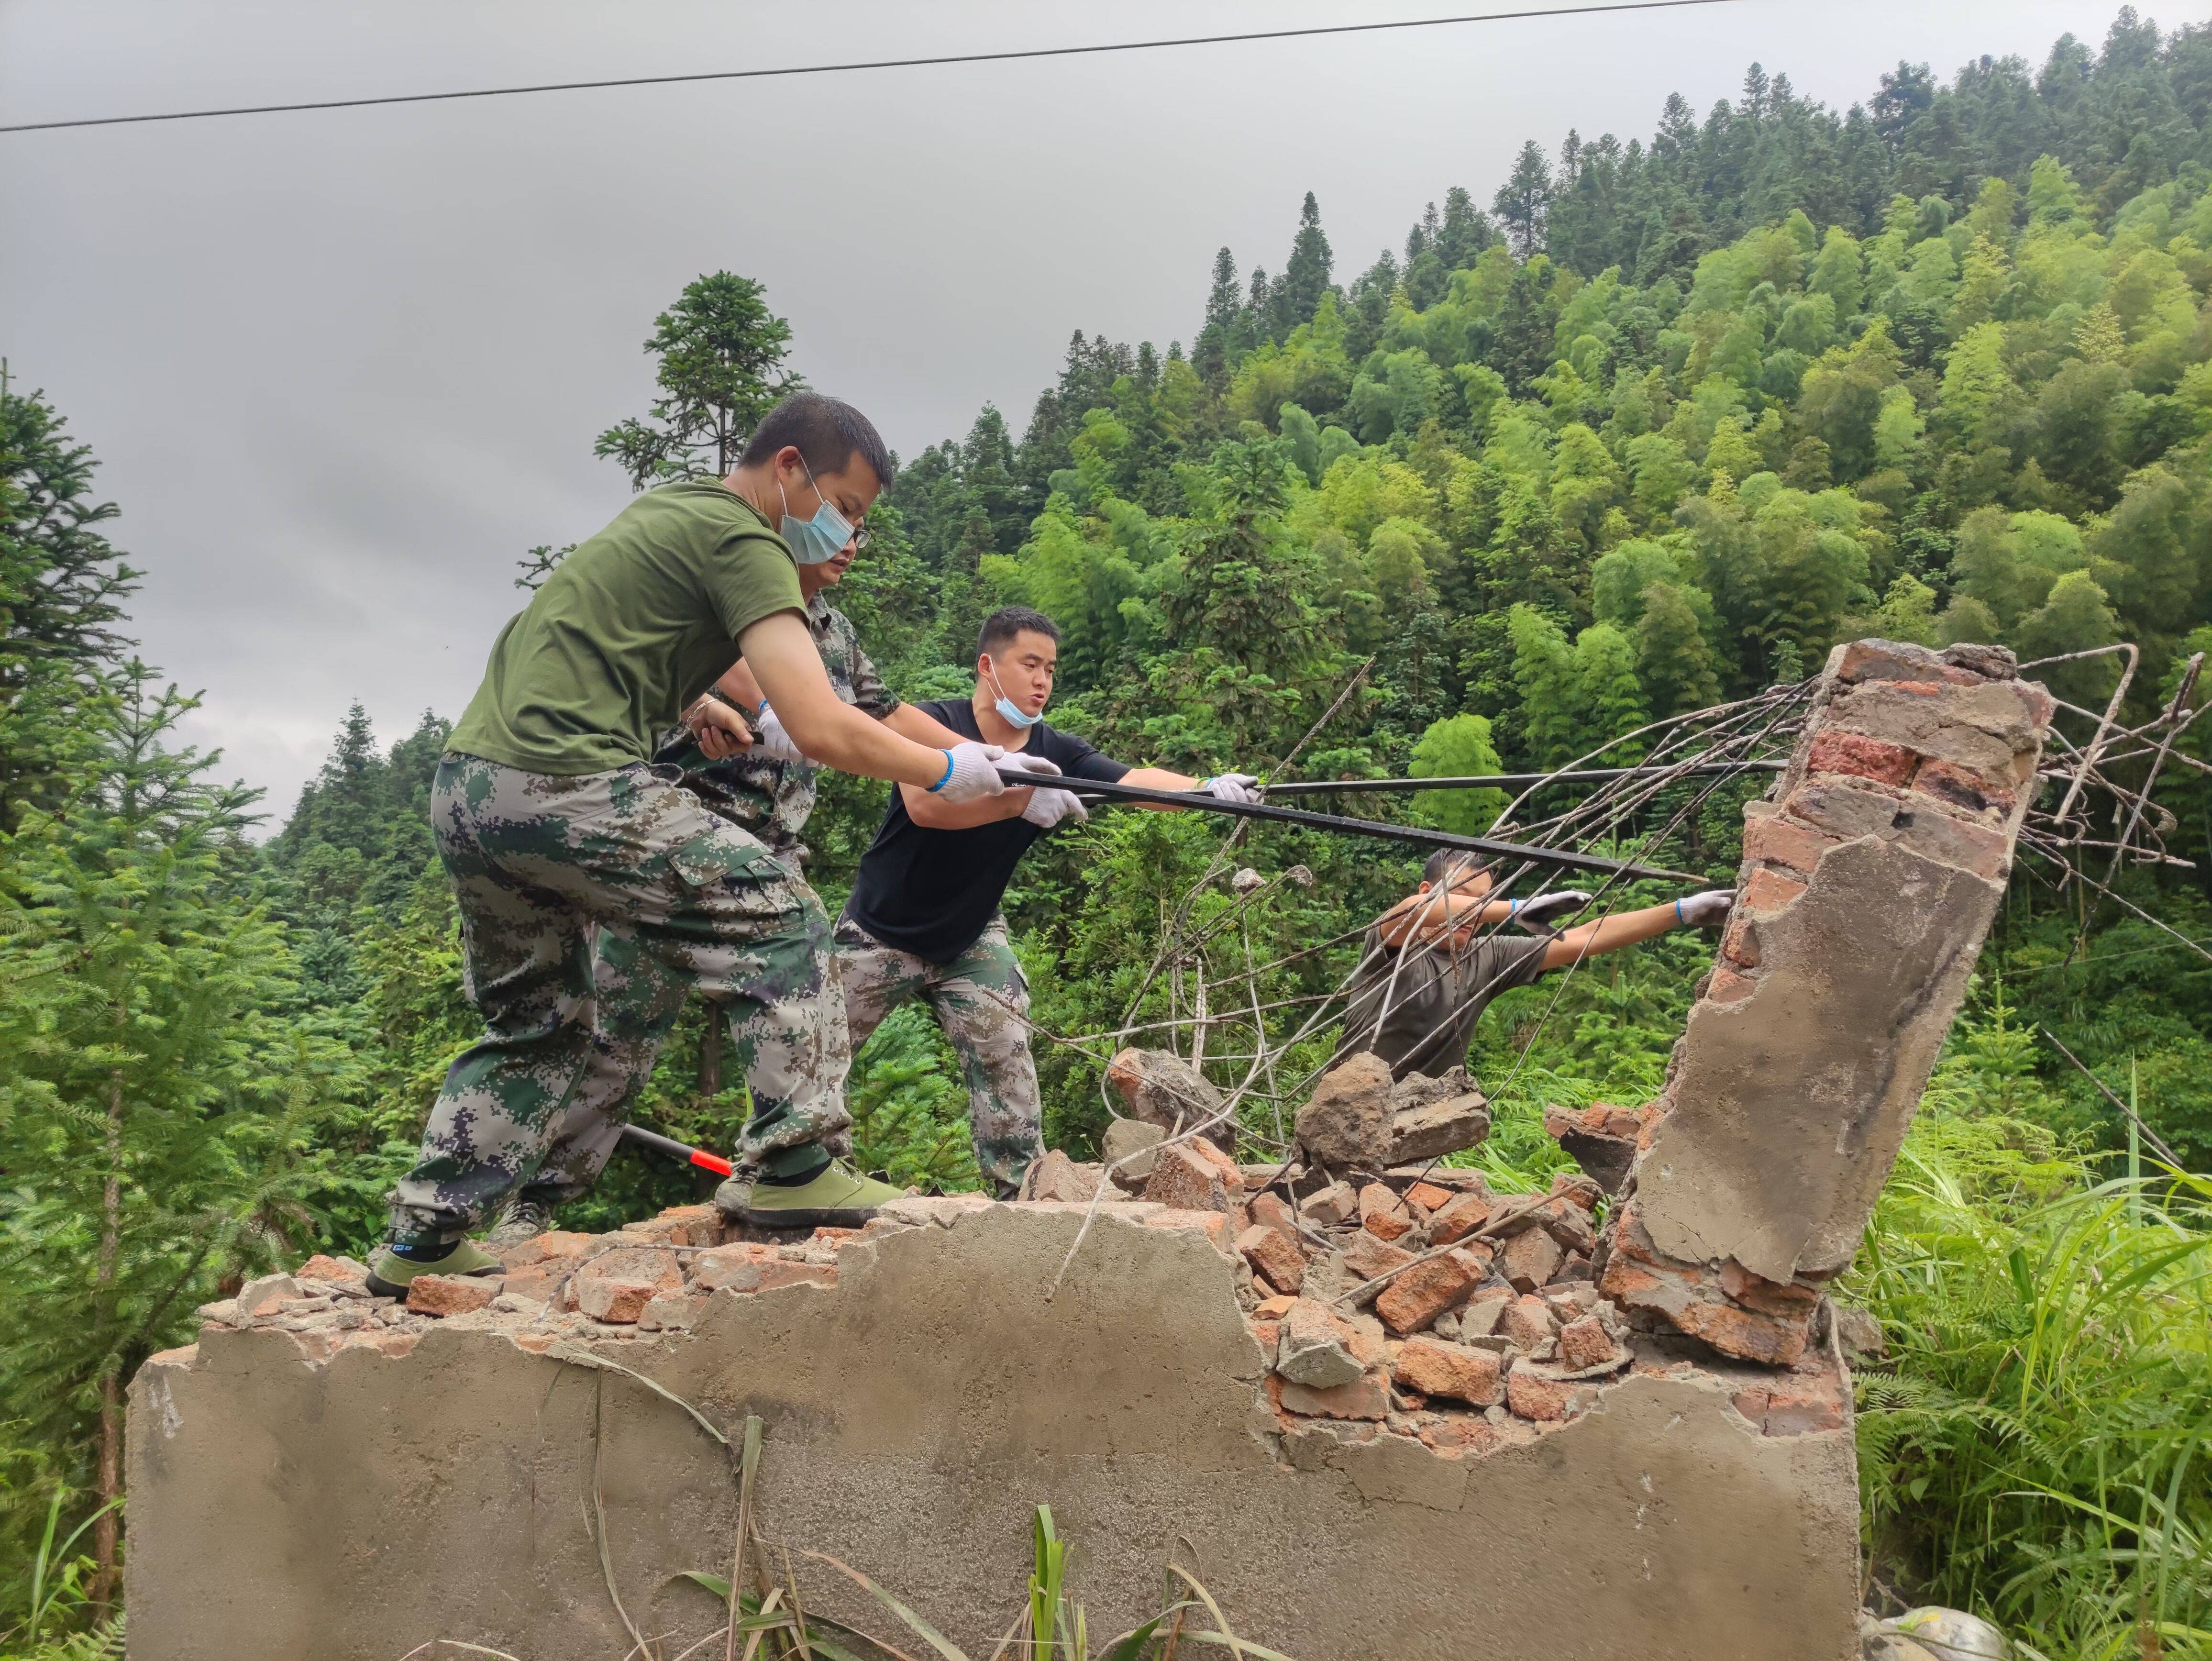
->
xmin=850 ymin=521 xmax=872 ymax=552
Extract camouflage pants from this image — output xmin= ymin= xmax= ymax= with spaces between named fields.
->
xmin=834 ymin=913 xmax=1043 ymax=1198
xmin=387 ymin=755 xmax=850 ymax=1244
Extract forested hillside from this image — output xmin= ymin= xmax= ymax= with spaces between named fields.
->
xmin=4 ymin=11 xmax=2211 ymax=1653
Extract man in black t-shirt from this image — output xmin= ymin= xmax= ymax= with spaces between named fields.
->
xmin=829 ymin=606 xmax=1259 ymax=1197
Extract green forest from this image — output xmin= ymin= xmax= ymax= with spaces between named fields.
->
xmin=6 ymin=11 xmax=2212 ymax=1656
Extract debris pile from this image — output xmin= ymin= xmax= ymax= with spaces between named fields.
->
xmin=187 ymin=1114 xmax=1848 ymax=1460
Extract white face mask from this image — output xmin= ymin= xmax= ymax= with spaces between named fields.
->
xmin=984 ymin=660 xmax=1040 ymax=730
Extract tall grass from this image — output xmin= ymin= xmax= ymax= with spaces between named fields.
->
xmin=1850 ymin=1099 xmax=2212 ymax=1659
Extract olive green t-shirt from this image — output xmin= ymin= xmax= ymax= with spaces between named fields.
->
xmin=447 ymin=481 xmax=804 ymax=776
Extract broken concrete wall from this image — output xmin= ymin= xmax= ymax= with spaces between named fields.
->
xmin=1601 ymin=639 xmax=2052 ymax=1362
xmin=129 ymin=1205 xmax=1859 ymax=1661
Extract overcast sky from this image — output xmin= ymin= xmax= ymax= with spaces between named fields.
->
xmin=0 ymin=0 xmax=2173 ymax=823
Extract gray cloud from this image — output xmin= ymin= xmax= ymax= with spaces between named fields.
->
xmin=0 ymin=0 xmax=2146 ymax=820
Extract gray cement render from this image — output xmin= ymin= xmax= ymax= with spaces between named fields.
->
xmin=127 ymin=1207 xmax=1861 ymax=1660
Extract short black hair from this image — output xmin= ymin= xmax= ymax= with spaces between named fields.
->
xmin=979 ymin=607 xmax=1061 ymax=659
xmin=739 ymin=392 xmax=896 ymax=489
xmin=1423 ymin=849 xmax=1492 ymax=887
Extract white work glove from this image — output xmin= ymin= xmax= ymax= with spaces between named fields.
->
xmin=998 ymin=752 xmax=1087 ymax=828
xmin=1198 ymin=773 xmax=1262 ymax=804
xmin=1509 ymin=889 xmax=1592 ymax=933
xmin=998 ymin=751 xmax=1063 ymax=782
xmin=927 ymin=740 xmax=1008 ymax=805
xmin=746 ymin=705 xmax=806 ymax=764
xmin=1674 ymin=889 xmax=1736 ymax=927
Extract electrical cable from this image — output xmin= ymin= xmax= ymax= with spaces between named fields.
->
xmin=0 ymin=0 xmax=1751 ymax=135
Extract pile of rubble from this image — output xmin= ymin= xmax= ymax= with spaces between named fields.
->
xmin=189 ymin=1044 xmax=1851 ymax=1462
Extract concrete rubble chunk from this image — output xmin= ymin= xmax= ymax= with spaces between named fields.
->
xmin=1275 ymin=1297 xmax=1366 ymax=1389
xmin=1387 ymin=1095 xmax=1492 ymax=1164
xmin=1501 ymin=1295 xmax=1558 ymax=1350
xmin=1299 ymin=1180 xmax=1358 ymax=1227
xmin=1101 ymin=1118 xmax=1165 ymax=1188
xmin=234 ymin=1274 xmax=300 ymax=1318
xmin=1339 ymin=1230 xmax=1416 ymax=1291
xmin=1143 ymin=1140 xmax=1242 ymax=1214
xmin=1294 ymin=1053 xmax=1395 ymax=1171
xmin=1020 ymin=1149 xmax=1101 ymax=1203
xmin=1501 ymin=1227 xmax=1566 ymax=1293
xmin=1106 ymin=1048 xmax=1234 ymax=1151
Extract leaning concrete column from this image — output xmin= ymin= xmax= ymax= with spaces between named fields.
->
xmin=1599 ymin=639 xmax=2053 ymax=1363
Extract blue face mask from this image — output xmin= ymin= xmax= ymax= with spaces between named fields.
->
xmin=984 ymin=661 xmax=1041 ymax=730
xmin=777 ymin=458 xmax=855 ymax=566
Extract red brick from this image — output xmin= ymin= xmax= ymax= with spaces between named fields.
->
xmin=1731 ymin=1384 xmax=1772 ymax=1424
xmin=295 ymin=1254 xmax=365 ymax=1286
xmin=1506 ymin=1368 xmax=1582 ymax=1421
xmin=577 ymin=1277 xmax=659 ymax=1323
xmin=1501 ymin=1228 xmax=1565 ymax=1293
xmin=1419 ymin=1416 xmax=1502 ymax=1454
xmin=1548 ymin=1172 xmax=1604 ymax=1214
xmin=1254 ymin=1293 xmax=1298 ymax=1318
xmin=1705 ymin=966 xmax=1758 ymax=1004
xmin=1740 ymin=867 xmax=1807 ymax=913
xmin=1427 ymin=1191 xmax=1492 ymax=1244
xmin=1394 ymin=1337 xmax=1504 ymax=1406
xmin=497 ymin=1229 xmax=601 ymax=1271
xmin=1721 ymin=915 xmax=1761 ymax=968
xmin=1276 ymin=1372 xmax=1390 ymax=1420
xmin=1806 ymin=729 xmax=1917 ymax=786
xmin=1359 ymin=1182 xmax=1417 ymax=1241
xmin=406 ymin=1274 xmax=499 ymax=1317
xmin=1237 ymin=1223 xmax=1307 ymax=1295
xmin=1675 ymin=1298 xmax=1810 ymax=1366
xmin=1761 ymin=1374 xmax=1848 ymax=1435
xmin=1719 ymin=1257 xmax=1822 ymax=1319
xmin=752 ymin=1261 xmax=837 ymax=1293
xmin=1405 ymin=1181 xmax=1455 ymax=1213
xmin=1373 ymin=1248 xmax=1484 ymax=1335
xmin=357 ymin=1330 xmax=419 ymax=1359
xmin=1912 ymin=758 xmax=2015 ymax=819
xmin=1558 ymin=1315 xmax=1617 ymax=1371
xmin=1780 ymin=778 xmax=1902 ymax=840
xmin=1743 ymin=814 xmax=1841 ymax=875
xmin=1831 ymin=640 xmax=1974 ymax=687
xmin=627 ymin=1204 xmax=723 ymax=1247
xmin=1143 ymin=1142 xmax=1239 ymax=1214
xmin=1247 ymin=1191 xmax=1300 ymax=1237
xmin=1537 ymin=1196 xmax=1597 ymax=1254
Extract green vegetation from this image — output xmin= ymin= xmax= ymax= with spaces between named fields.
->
xmin=6 ymin=12 xmax=2212 ymax=1655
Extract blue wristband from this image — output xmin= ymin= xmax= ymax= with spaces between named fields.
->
xmin=1674 ymin=898 xmax=1683 ymax=923
xmin=1508 ymin=899 xmax=1520 ymax=915
xmin=926 ymin=751 xmax=956 ymax=794
xmin=756 ymin=698 xmax=769 ymax=717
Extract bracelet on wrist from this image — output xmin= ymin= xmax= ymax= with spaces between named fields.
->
xmin=926 ymin=751 xmax=956 ymax=793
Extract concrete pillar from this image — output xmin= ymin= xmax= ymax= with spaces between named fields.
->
xmin=1600 ymin=639 xmax=2053 ymax=1363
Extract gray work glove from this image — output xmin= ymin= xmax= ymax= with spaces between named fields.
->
xmin=1674 ymin=888 xmax=1736 ymax=927
xmin=929 ymin=740 xmax=1009 ymax=805
xmin=747 ymin=706 xmax=806 ymax=764
xmin=1510 ymin=889 xmax=1592 ymax=934
xmin=1198 ymin=772 xmax=1262 ymax=804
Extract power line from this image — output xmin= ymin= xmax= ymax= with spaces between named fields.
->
xmin=0 ymin=0 xmax=1749 ymax=136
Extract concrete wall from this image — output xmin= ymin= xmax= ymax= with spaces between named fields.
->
xmin=129 ymin=1207 xmax=1859 ymax=1661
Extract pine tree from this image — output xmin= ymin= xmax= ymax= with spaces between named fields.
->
xmin=591 ymin=272 xmax=801 ymax=487
xmin=0 ymin=669 xmax=350 ymax=1615
xmin=1276 ymin=193 xmax=1335 ymax=337
xmin=1493 ymin=141 xmax=1557 ymax=258
xmin=1193 ymin=247 xmax=1241 ymax=386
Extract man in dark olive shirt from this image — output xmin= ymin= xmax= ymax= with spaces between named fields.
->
xmin=829 ymin=606 xmax=1261 ymax=1197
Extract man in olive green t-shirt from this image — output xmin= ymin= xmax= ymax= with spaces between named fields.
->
xmin=370 ymin=394 xmax=1017 ymax=1297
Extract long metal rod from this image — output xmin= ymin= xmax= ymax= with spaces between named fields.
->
xmin=1263 ymin=759 xmax=1787 ymax=795
xmin=1010 ymin=768 xmax=1701 ymax=882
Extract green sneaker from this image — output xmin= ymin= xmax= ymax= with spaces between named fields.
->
xmin=365 ymin=1239 xmax=505 ymax=1299
xmin=485 ymin=1196 xmax=554 ymax=1251
xmin=732 ymin=1160 xmax=906 ymax=1228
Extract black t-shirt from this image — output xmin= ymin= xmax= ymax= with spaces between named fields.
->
xmin=843 ymin=698 xmax=1129 ymax=962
